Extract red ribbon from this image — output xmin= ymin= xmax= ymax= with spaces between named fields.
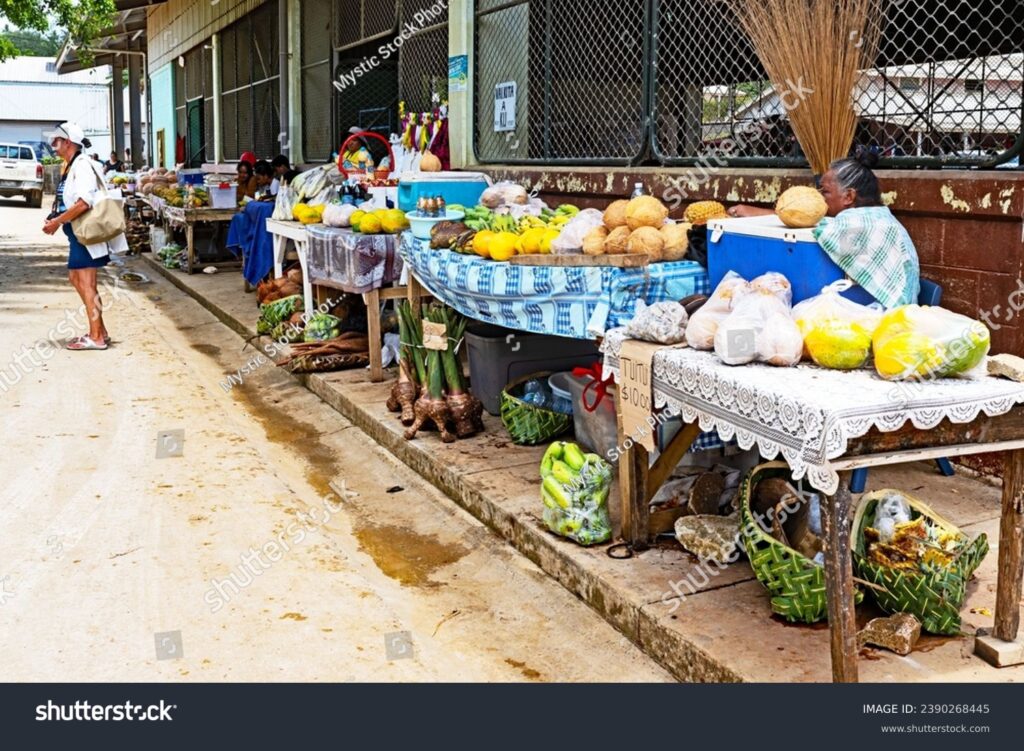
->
xmin=572 ymin=363 xmax=614 ymax=413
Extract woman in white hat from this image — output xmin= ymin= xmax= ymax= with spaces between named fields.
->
xmin=41 ymin=122 xmax=128 ymax=350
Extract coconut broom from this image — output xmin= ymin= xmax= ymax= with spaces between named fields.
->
xmin=724 ymin=0 xmax=885 ymax=175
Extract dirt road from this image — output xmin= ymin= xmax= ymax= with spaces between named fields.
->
xmin=0 ymin=200 xmax=669 ymax=682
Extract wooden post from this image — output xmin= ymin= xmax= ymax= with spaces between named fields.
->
xmin=616 ymin=401 xmax=651 ymax=550
xmin=822 ymin=472 xmax=858 ymax=683
xmin=364 ymin=288 xmax=383 ymax=382
xmin=995 ymin=449 xmax=1024 ymax=642
xmin=185 ymin=223 xmax=195 ymax=274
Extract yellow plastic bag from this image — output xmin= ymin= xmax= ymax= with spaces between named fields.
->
xmin=873 ymin=305 xmax=990 ymax=381
xmin=793 ymin=281 xmax=883 ymax=370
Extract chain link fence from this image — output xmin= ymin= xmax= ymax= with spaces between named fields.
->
xmin=474 ymin=0 xmax=1023 ymax=168
xmin=302 ymin=0 xmax=335 ymax=162
xmin=474 ymin=0 xmax=648 ymax=163
xmin=398 ymin=0 xmax=449 ymax=112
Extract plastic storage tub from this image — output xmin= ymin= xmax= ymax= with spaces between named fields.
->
xmin=706 ymin=215 xmax=875 ymax=305
xmin=397 ymin=171 xmax=491 ymax=212
xmin=208 ymin=185 xmax=236 ymax=209
xmin=563 ymin=372 xmax=619 ymax=461
xmin=464 ymin=323 xmax=600 ymax=415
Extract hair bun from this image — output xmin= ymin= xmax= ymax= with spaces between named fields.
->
xmin=854 ymin=144 xmax=879 ymax=169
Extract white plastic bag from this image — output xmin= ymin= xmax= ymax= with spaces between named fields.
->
xmin=626 ymin=301 xmax=689 ymax=344
xmin=273 ymin=182 xmax=297 ymax=221
xmin=550 ymin=209 xmax=605 ymax=255
xmin=792 ymin=280 xmax=884 ymax=370
xmin=713 ymin=275 xmax=803 ymax=367
xmin=480 ymin=181 xmax=530 ymax=208
xmin=685 ymin=272 xmax=751 ymax=350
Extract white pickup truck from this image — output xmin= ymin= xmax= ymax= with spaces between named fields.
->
xmin=0 ymin=142 xmax=44 ymax=208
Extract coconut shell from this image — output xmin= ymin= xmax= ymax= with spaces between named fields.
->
xmin=603 ymin=200 xmax=630 ymax=229
xmin=625 ymin=195 xmax=669 ymax=230
xmin=776 ymin=186 xmax=828 ymax=228
xmin=627 ymin=227 xmax=665 ymax=261
xmin=582 ymin=226 xmax=609 ymax=256
xmin=604 ymin=226 xmax=631 ymax=255
xmin=660 ymin=222 xmax=691 ymax=262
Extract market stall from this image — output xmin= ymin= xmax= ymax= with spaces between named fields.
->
xmin=162 ymin=205 xmax=240 ymax=274
xmin=399 ymin=233 xmax=710 ymax=339
xmin=602 ymin=297 xmax=1024 ymax=680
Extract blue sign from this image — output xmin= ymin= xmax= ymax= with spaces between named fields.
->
xmin=448 ymin=54 xmax=468 ymax=93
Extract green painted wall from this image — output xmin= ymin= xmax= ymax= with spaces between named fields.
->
xmin=150 ymin=63 xmax=176 ymax=168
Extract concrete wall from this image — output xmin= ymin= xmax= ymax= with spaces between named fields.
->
xmin=150 ymin=63 xmax=176 ymax=168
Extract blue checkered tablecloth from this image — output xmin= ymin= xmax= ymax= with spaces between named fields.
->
xmin=399 ymin=233 xmax=711 ymax=340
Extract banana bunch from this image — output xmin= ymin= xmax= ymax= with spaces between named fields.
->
xmin=491 ymin=214 xmax=518 ymax=233
xmin=459 ymin=205 xmax=495 ymax=232
xmin=539 ymin=441 xmax=613 ymax=546
xmin=517 ymin=215 xmax=549 ymax=233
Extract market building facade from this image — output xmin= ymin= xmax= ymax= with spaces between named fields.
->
xmin=57 ymin=1 xmax=1023 ymax=373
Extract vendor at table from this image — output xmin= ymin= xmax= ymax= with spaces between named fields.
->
xmin=253 ymin=160 xmax=278 ymax=199
xmin=727 ymin=149 xmax=920 ymax=308
xmin=236 ymin=160 xmax=258 ymax=203
xmin=271 ymin=154 xmax=291 ymax=179
xmin=341 ymin=126 xmax=375 ymax=174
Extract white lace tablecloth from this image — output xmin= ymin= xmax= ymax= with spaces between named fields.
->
xmin=602 ymin=329 xmax=1024 ymax=494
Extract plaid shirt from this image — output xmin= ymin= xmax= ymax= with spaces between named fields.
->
xmin=813 ymin=206 xmax=920 ymax=309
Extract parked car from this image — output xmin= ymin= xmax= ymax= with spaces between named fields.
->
xmin=0 ymin=143 xmax=44 ymax=207
xmin=18 ymin=140 xmax=54 ymax=161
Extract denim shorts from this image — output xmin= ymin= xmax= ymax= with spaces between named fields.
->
xmin=64 ymin=223 xmax=109 ymax=270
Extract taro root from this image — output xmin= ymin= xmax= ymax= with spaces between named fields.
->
xmin=435 ymin=306 xmax=484 ymax=438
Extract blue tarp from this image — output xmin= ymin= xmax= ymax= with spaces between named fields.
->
xmin=226 ymin=201 xmax=276 ymax=285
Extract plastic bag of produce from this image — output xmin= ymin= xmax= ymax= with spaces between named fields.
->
xmin=873 ymin=305 xmax=990 ymax=381
xmin=626 ymin=300 xmax=689 ymax=344
xmin=260 ymin=295 xmax=304 ymax=329
xmin=303 ymin=313 xmax=343 ymax=342
xmin=540 ymin=441 xmax=613 ymax=546
xmin=685 ymin=272 xmax=751 ymax=350
xmin=479 ymin=181 xmax=530 ymax=209
xmin=550 ymin=209 xmax=606 ymax=255
xmin=792 ymin=280 xmax=883 ymax=370
xmin=714 ymin=291 xmax=800 ymax=367
xmin=273 ymin=182 xmax=297 ymax=221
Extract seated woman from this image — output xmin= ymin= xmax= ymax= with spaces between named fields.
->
xmin=253 ymin=160 xmax=278 ymax=199
xmin=726 ymin=150 xmax=920 ymax=308
xmin=341 ymin=127 xmax=375 ymax=174
xmin=235 ymin=160 xmax=258 ymax=203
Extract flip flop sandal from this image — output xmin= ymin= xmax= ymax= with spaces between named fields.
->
xmin=66 ymin=336 xmax=108 ymax=351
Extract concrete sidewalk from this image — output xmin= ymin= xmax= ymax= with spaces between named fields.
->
xmin=144 ymin=254 xmax=1024 ymax=683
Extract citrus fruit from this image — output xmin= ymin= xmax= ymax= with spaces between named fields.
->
xmin=489 ymin=232 xmax=520 ymax=262
xmin=472 ymin=230 xmax=496 ymax=259
xmin=359 ymin=214 xmax=382 ymax=234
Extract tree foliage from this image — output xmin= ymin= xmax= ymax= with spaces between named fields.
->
xmin=0 ymin=1 xmax=116 ymax=61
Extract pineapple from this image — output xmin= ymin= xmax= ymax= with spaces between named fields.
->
xmin=684 ymin=201 xmax=728 ymax=225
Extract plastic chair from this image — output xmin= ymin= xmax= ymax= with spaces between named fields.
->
xmin=849 ymin=279 xmax=956 ymax=493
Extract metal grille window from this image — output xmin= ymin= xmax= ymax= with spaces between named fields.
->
xmin=335 ymin=38 xmax=400 ymax=154
xmin=302 ymin=0 xmax=334 ymax=161
xmin=334 ymin=0 xmax=398 ymax=50
xmin=474 ymin=0 xmax=1024 ymax=168
xmin=220 ymin=0 xmax=282 ymax=160
xmin=474 ymin=0 xmax=648 ymax=164
xmin=176 ymin=44 xmax=214 ymax=166
xmin=398 ymin=0 xmax=449 ymax=112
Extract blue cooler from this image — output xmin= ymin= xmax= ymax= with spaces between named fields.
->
xmin=398 ymin=171 xmax=491 ymax=212
xmin=707 ymin=215 xmax=875 ymax=305
xmin=177 ymin=168 xmax=205 ymax=187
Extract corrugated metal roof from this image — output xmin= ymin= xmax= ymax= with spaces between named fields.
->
xmin=0 ymin=56 xmax=110 ymax=85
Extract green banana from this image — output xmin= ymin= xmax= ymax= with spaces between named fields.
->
xmin=556 ymin=204 xmax=580 ymax=217
xmin=541 ymin=487 xmax=560 ymax=511
xmin=562 ymin=443 xmax=587 ymax=472
xmin=542 ymin=441 xmax=565 ymax=467
xmin=447 ymin=204 xmax=466 ymax=213
xmin=542 ymin=476 xmax=571 ymax=509
xmin=550 ymin=460 xmax=575 ymax=486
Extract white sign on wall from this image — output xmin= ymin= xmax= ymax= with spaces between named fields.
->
xmin=494 ymin=81 xmax=517 ymax=132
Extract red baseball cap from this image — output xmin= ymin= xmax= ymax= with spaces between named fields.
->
xmin=239 ymin=151 xmax=257 ymax=166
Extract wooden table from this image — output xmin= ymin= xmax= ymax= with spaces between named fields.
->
xmin=266 ymin=220 xmax=431 ymax=382
xmin=162 ymin=205 xmax=240 ymax=274
xmin=618 ymin=388 xmax=1024 ymax=684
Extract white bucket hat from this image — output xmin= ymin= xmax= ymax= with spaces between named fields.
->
xmin=46 ymin=122 xmax=86 ymax=147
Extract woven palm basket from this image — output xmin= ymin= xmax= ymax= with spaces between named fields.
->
xmin=500 ymin=372 xmax=572 ymax=446
xmin=740 ymin=462 xmax=863 ymax=624
xmin=853 ymin=490 xmax=988 ymax=636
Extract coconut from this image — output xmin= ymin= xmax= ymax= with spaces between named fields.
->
xmin=776 ymin=186 xmax=828 ymax=228
xmin=626 ymin=195 xmax=669 ymax=230
xmin=660 ymin=222 xmax=690 ymax=262
xmin=627 ymin=227 xmax=665 ymax=261
xmin=603 ymin=200 xmax=630 ymax=229
xmin=582 ymin=226 xmax=609 ymax=256
xmin=604 ymin=226 xmax=631 ymax=255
